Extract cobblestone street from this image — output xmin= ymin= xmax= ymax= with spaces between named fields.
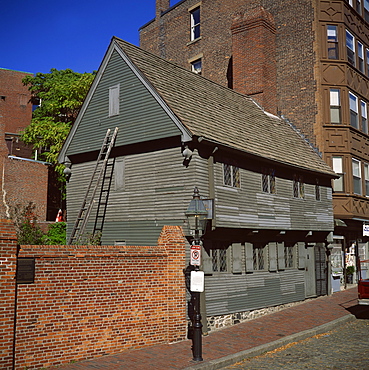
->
xmin=222 ymin=306 xmax=369 ymax=370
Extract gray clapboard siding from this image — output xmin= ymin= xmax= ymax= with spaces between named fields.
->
xmin=66 ymin=50 xmax=183 ymax=157
xmin=66 ymin=148 xmax=209 ymax=245
xmin=204 ymin=269 xmax=305 ymax=316
xmin=213 ymin=162 xmax=333 ymax=231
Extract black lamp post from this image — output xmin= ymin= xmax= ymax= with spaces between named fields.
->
xmin=185 ymin=187 xmax=208 ymax=362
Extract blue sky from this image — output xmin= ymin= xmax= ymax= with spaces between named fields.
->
xmin=1 ymin=0 xmax=176 ymax=75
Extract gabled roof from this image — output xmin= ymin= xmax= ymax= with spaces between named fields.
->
xmin=60 ymin=36 xmax=335 ymax=178
xmin=112 ymin=37 xmax=335 ymax=177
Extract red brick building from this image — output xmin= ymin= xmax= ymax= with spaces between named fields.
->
xmin=140 ymin=0 xmax=369 ymax=264
xmin=0 ymin=68 xmax=48 ymax=221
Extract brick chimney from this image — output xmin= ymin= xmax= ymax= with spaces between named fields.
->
xmin=156 ymin=0 xmax=170 ymax=18
xmin=231 ymin=6 xmax=277 ymax=115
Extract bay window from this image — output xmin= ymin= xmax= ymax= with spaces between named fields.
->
xmin=353 ymin=158 xmax=362 ymax=195
xmin=346 ymin=30 xmax=355 ymax=66
xmin=332 ymin=156 xmax=344 ymax=192
xmin=349 ymin=92 xmax=359 ymax=128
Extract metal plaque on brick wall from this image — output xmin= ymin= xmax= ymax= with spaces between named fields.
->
xmin=17 ymin=258 xmax=35 ymax=284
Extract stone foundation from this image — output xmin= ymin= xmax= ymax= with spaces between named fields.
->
xmin=206 ymin=298 xmax=315 ymax=332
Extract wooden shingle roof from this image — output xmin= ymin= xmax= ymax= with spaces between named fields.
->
xmin=114 ymin=37 xmax=335 ymax=177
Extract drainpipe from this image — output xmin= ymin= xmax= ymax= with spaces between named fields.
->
xmin=12 ymin=245 xmax=20 ymax=370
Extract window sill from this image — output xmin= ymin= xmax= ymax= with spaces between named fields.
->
xmin=187 ymin=36 xmax=202 ymax=46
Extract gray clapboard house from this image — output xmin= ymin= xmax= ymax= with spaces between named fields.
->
xmin=59 ymin=37 xmax=338 ymax=321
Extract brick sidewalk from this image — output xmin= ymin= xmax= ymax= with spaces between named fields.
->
xmin=52 ymin=287 xmax=358 ymax=370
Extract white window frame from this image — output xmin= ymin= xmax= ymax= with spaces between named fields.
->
xmin=191 ymin=59 xmax=202 ymax=74
xmin=364 ymin=163 xmax=369 ymax=197
xmin=352 ymin=158 xmax=362 ymax=195
xmin=358 ymin=41 xmax=364 ymax=73
xmin=366 ymin=49 xmax=369 ymax=77
xmin=327 ymin=25 xmax=339 ymax=59
xmin=332 ymin=156 xmax=344 ymax=192
xmin=109 ymin=84 xmax=120 ymax=117
xmin=346 ymin=30 xmax=355 ymax=66
xmin=361 ymin=100 xmax=368 ymax=134
xmin=330 ymin=89 xmax=341 ymax=123
xmin=365 ymin=0 xmax=369 ymax=22
xmin=349 ymin=92 xmax=359 ymax=129
xmin=190 ymin=6 xmax=200 ymax=41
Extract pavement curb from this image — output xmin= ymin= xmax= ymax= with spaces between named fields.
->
xmin=183 ymin=314 xmax=356 ymax=370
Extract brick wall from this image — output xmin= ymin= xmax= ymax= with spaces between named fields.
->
xmin=231 ymin=6 xmax=277 ymax=114
xmin=0 ymin=222 xmax=187 ymax=370
xmin=0 ymin=68 xmax=33 ymax=134
xmin=1 ymin=156 xmax=48 ymax=221
xmin=0 ymin=220 xmax=18 ymax=370
xmin=0 ymin=68 xmax=49 ymax=221
xmin=140 ymin=0 xmax=318 ymax=146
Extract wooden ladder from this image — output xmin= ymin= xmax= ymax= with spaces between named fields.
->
xmin=67 ymin=127 xmax=119 ymax=245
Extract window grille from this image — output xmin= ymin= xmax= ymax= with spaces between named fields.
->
xmin=293 ymin=175 xmax=304 ymax=198
xmin=253 ymin=245 xmax=266 ymax=270
xmin=262 ymin=169 xmax=276 ymax=193
xmin=212 ymin=247 xmax=228 ymax=272
xmin=284 ymin=245 xmax=295 ymax=268
xmin=223 ymin=163 xmax=240 ymax=188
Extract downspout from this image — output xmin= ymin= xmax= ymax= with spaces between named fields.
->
xmin=12 ymin=245 xmax=20 ymax=370
xmin=207 ymin=155 xmax=216 ymax=229
xmin=2 ymin=159 xmax=11 ymax=218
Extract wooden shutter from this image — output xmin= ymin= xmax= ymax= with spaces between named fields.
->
xmin=232 ymin=243 xmax=242 ymax=273
xmin=245 ymin=242 xmax=254 ymax=272
xmin=298 ymin=242 xmax=306 ymax=269
xmin=277 ymin=242 xmax=285 ymax=270
xmin=269 ymin=242 xmax=277 ymax=271
xmin=202 ymin=247 xmax=213 ymax=273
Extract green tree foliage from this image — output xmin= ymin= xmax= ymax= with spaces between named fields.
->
xmin=12 ymin=202 xmax=67 ymax=245
xmin=21 ymin=69 xmax=95 ymax=178
xmin=45 ymin=222 xmax=66 ymax=245
xmin=12 ymin=202 xmax=45 ymax=245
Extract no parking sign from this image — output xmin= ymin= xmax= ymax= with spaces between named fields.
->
xmin=190 ymin=245 xmax=201 ymax=266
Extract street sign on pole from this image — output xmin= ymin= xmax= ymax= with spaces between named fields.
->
xmin=190 ymin=270 xmax=205 ymax=292
xmin=190 ymin=245 xmax=201 ymax=266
